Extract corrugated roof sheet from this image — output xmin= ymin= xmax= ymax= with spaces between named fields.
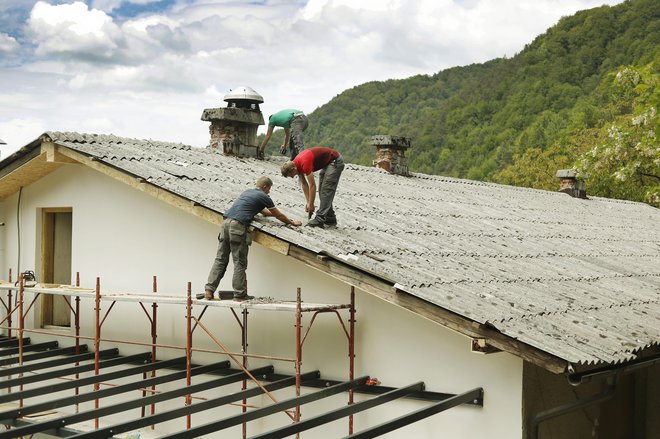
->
xmin=34 ymin=132 xmax=660 ymax=366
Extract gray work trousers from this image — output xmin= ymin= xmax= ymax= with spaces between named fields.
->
xmin=289 ymin=114 xmax=308 ymax=160
xmin=316 ymin=155 xmax=344 ymax=223
xmin=204 ymin=219 xmax=250 ymax=295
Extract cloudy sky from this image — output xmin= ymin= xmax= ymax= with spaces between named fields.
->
xmin=0 ymin=0 xmax=625 ymax=157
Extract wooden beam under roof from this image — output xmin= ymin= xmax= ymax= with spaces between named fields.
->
xmin=0 ymin=152 xmax=57 ymax=200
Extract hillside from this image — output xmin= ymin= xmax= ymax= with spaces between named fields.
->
xmin=261 ymin=0 xmax=658 ymax=205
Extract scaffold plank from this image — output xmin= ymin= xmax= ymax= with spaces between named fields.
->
xmin=0 ymin=282 xmax=352 ymax=312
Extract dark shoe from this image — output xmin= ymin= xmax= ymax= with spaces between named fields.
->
xmin=325 ymin=219 xmax=337 ymax=226
xmin=307 ymin=217 xmax=325 ymax=228
xmin=233 ymin=294 xmax=255 ymax=302
xmin=217 ymin=290 xmax=235 ymax=300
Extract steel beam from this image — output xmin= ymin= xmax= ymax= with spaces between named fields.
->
xmin=0 ymin=346 xmax=94 ymax=368
xmin=0 ymin=360 xmax=231 ymax=425
xmin=0 ymin=361 xmax=237 ymax=438
xmin=250 ymin=382 xmax=425 ymax=439
xmin=0 ymin=349 xmax=122 ymax=389
xmin=160 ymin=375 xmax=369 ymax=439
xmin=342 ymin=387 xmax=484 ymax=439
xmin=0 ymin=352 xmax=153 ymax=404
xmin=0 ymin=348 xmax=117 ymax=377
xmin=0 ymin=337 xmax=28 ymax=348
xmin=264 ymin=375 xmax=483 ymax=406
xmin=70 ymin=370 xmax=321 ymax=439
xmin=0 ymin=340 xmax=58 ymax=356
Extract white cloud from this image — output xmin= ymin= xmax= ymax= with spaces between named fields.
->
xmin=1 ymin=0 xmax=629 ymax=152
xmin=0 ymin=117 xmax=46 ymax=159
xmin=28 ymin=1 xmax=124 ymax=59
xmin=0 ymin=33 xmax=20 ymax=54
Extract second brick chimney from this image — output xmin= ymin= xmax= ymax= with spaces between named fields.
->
xmin=556 ymin=169 xmax=587 ymax=199
xmin=371 ymin=135 xmax=411 ymax=176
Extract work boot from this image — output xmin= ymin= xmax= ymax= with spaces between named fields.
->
xmin=233 ymin=293 xmax=255 ymax=302
xmin=307 ymin=217 xmax=325 ymax=228
xmin=217 ymin=290 xmax=235 ymax=300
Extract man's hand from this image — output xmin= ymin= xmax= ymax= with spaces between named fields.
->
xmin=290 ymin=219 xmax=302 ymax=226
xmin=280 ymin=144 xmax=287 ymax=155
xmin=305 ymin=203 xmax=315 ymax=218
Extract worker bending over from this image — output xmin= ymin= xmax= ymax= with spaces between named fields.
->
xmin=281 ymin=146 xmax=344 ymax=228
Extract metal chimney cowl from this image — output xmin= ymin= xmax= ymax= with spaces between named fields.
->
xmin=201 ymin=86 xmax=265 ymax=158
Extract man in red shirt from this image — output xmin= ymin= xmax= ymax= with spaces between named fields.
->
xmin=281 ymin=146 xmax=344 ymax=228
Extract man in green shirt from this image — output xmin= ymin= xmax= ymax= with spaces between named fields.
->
xmin=258 ymin=109 xmax=308 ymax=159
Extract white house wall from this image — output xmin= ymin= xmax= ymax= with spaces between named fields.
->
xmin=0 ymin=163 xmax=523 ymax=438
xmin=0 ymin=199 xmax=5 ymax=278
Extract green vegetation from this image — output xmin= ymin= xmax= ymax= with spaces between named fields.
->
xmin=496 ymin=63 xmax=659 ymax=206
xmin=259 ymin=0 xmax=659 ymax=206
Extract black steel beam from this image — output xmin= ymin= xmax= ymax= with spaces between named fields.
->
xmin=70 ymin=370 xmax=321 ymax=439
xmin=0 ymin=348 xmax=138 ymax=389
xmin=342 ymin=387 xmax=484 ymax=439
xmin=0 ymin=358 xmax=228 ymax=424
xmin=0 ymin=340 xmax=58 ymax=356
xmin=160 ymin=375 xmax=369 ymax=439
xmin=292 ymin=377 xmax=483 ymax=406
xmin=0 ymin=337 xmax=29 ymax=348
xmin=0 ymin=351 xmax=153 ymax=404
xmin=29 ymin=365 xmax=271 ymax=439
xmin=0 ymin=346 xmax=87 ymax=368
xmin=250 ymin=382 xmax=425 ymax=439
xmin=0 ymin=348 xmax=118 ymax=378
xmin=0 ymin=360 xmax=236 ymax=439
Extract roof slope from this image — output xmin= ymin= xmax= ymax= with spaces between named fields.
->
xmin=4 ymin=132 xmax=660 ymax=367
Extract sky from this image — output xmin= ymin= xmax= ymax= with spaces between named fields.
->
xmin=0 ymin=0 xmax=626 ymax=158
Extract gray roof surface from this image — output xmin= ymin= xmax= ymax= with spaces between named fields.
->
xmin=33 ymin=132 xmax=660 ymax=366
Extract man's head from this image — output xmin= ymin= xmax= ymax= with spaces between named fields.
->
xmin=281 ymin=161 xmax=298 ymax=178
xmin=256 ymin=176 xmax=273 ymax=193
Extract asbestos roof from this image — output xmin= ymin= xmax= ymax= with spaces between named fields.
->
xmin=5 ymin=132 xmax=660 ymax=367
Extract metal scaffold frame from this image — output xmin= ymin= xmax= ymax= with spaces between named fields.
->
xmin=0 ymin=269 xmax=483 ymax=438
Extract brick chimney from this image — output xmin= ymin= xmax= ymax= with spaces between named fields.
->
xmin=556 ymin=169 xmax=587 ymax=199
xmin=201 ymin=86 xmax=265 ymax=158
xmin=371 ymin=135 xmax=411 ymax=176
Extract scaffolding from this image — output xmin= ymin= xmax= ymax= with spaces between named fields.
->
xmin=0 ymin=270 xmax=483 ymax=438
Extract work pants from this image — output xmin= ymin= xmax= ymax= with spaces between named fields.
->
xmin=289 ymin=114 xmax=308 ymax=159
xmin=316 ymin=156 xmax=344 ymax=223
xmin=204 ymin=219 xmax=250 ymax=295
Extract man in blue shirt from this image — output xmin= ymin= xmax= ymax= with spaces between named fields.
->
xmin=257 ymin=109 xmax=308 ymax=159
xmin=204 ymin=176 xmax=302 ymax=301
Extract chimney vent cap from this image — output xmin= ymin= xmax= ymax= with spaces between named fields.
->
xmin=224 ymin=86 xmax=264 ymax=104
xmin=556 ymin=169 xmax=578 ymax=179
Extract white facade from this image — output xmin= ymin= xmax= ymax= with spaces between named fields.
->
xmin=0 ymin=163 xmax=523 ymax=437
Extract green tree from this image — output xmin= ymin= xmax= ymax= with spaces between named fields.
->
xmin=576 ymin=66 xmax=659 ymax=205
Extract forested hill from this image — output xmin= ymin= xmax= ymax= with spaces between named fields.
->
xmin=282 ymin=0 xmax=658 ymax=205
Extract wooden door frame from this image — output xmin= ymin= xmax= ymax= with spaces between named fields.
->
xmin=40 ymin=207 xmax=72 ymax=327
